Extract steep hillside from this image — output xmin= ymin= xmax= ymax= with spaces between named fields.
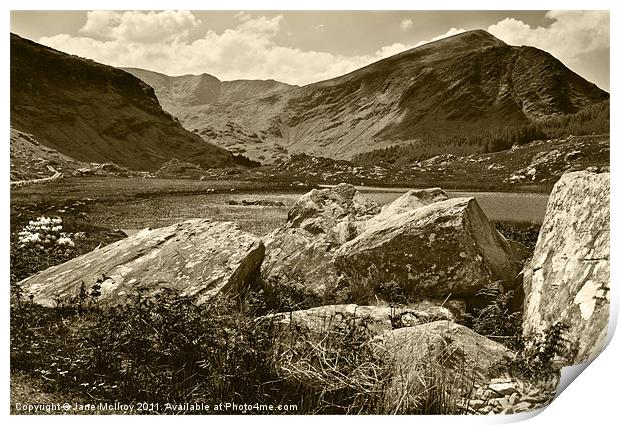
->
xmin=163 ymin=30 xmax=608 ymax=163
xmin=120 ymin=68 xmax=222 ymax=109
xmin=10 ymin=34 xmax=236 ymax=171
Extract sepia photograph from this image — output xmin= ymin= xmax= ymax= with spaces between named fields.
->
xmin=8 ymin=4 xmax=611 ymax=416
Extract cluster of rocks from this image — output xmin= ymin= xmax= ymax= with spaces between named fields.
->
xmin=262 ymin=183 xmax=519 ymax=308
xmin=464 ymin=376 xmax=558 ymax=414
xmin=505 ymin=137 xmax=610 ymax=184
xmin=17 ymin=170 xmax=610 ymax=415
xmin=226 ymin=199 xmax=286 ymax=207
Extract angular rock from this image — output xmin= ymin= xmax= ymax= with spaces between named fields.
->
xmin=489 ymin=382 xmax=518 ymax=396
xmin=361 ymin=188 xmax=448 ymax=231
xmin=373 ymin=321 xmax=512 ymax=412
xmin=522 ymin=171 xmax=610 ymax=364
xmin=262 ymin=184 xmax=379 ymax=302
xmin=373 ymin=188 xmax=448 ymax=221
xmin=336 ymin=198 xmax=519 ymax=299
xmin=19 ymin=219 xmax=264 ymax=307
xmin=263 ymin=303 xmax=453 ymax=336
xmin=286 ymin=183 xmax=379 ymax=242
xmin=261 ymin=227 xmax=341 ymax=299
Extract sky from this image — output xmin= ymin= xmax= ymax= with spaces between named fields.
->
xmin=10 ymin=10 xmax=610 ymax=90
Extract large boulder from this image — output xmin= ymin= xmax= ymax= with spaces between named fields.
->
xmin=19 ymin=219 xmax=264 ymax=307
xmin=261 ymin=227 xmax=341 ymax=300
xmin=286 ymin=183 xmax=380 ymax=243
xmin=522 ymin=171 xmax=610 ymax=364
xmin=372 ymin=321 xmax=513 ymax=413
xmin=262 ymin=184 xmax=379 ymax=302
xmin=370 ymin=188 xmax=448 ymax=223
xmin=263 ymin=303 xmax=454 ymax=336
xmin=263 ymin=187 xmax=519 ymax=305
xmin=335 ymin=198 xmax=519 ymax=299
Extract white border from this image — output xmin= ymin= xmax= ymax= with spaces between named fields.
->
xmin=2 ymin=1 xmax=617 ymax=424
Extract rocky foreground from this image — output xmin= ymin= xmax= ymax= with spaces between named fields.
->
xmin=18 ymin=170 xmax=610 ymax=415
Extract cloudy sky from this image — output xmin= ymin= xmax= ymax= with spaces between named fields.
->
xmin=11 ymin=10 xmax=609 ymax=90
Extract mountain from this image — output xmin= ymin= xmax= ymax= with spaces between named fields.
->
xmin=121 ymin=67 xmax=295 ymax=108
xmin=139 ymin=30 xmax=607 ymax=163
xmin=10 ymin=33 xmax=237 ymax=171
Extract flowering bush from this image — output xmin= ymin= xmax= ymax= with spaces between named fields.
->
xmin=17 ymin=217 xmax=75 ymax=249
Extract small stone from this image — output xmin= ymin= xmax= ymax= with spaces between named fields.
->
xmin=500 ymin=407 xmax=515 ymax=415
xmin=514 ymin=402 xmax=533 ymax=412
xmin=508 ymin=392 xmax=519 ymax=405
xmin=469 ymin=399 xmax=485 ymax=409
xmin=489 ymin=382 xmax=518 ymax=396
xmin=498 ymin=398 xmax=510 ymax=410
xmin=479 ymin=406 xmax=492 ymax=414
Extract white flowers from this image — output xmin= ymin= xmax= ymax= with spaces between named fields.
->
xmin=57 ymin=237 xmax=75 ymax=247
xmin=17 ymin=216 xmax=75 ymax=249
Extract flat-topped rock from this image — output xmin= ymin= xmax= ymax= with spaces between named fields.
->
xmin=263 ymin=303 xmax=454 ymax=336
xmin=19 ymin=219 xmax=264 ymax=307
xmin=336 ymin=197 xmax=519 ymax=299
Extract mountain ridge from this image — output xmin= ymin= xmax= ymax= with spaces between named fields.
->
xmin=121 ymin=67 xmax=296 ymax=108
xmin=132 ymin=29 xmax=607 ymax=163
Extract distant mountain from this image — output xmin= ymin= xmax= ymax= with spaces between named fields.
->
xmin=10 ymin=34 xmax=237 ymax=171
xmin=122 ymin=67 xmax=295 ymax=107
xmin=145 ymin=29 xmax=607 ymax=163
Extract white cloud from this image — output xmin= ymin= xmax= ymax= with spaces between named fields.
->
xmin=488 ymin=10 xmax=609 ymax=64
xmin=37 ymin=10 xmax=608 ymax=86
xmin=400 ymin=19 xmax=413 ymax=31
xmin=413 ymin=27 xmax=467 ymax=47
xmin=80 ymin=10 xmax=200 ymax=44
xmin=40 ymin=11 xmax=402 ymax=85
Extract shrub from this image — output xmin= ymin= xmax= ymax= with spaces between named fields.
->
xmin=464 ymin=283 xmax=522 ymax=351
xmin=272 ymin=315 xmax=389 ymax=414
xmin=493 ymin=221 xmax=541 ymax=251
xmin=11 ymin=282 xmax=482 ymax=414
xmin=11 ymin=288 xmax=282 ymax=409
xmin=502 ymin=322 xmax=578 ymax=378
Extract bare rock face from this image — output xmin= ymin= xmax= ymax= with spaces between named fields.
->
xmin=336 ymin=198 xmax=519 ymax=299
xmin=263 ymin=303 xmax=454 ymax=336
xmin=19 ymin=220 xmax=264 ymax=307
xmin=262 ymin=184 xmax=379 ymax=300
xmin=522 ymin=171 xmax=610 ymax=364
xmin=373 ymin=321 xmax=513 ymax=413
xmin=376 ymin=188 xmax=448 ymax=220
xmin=360 ymin=188 xmax=448 ymax=232
xmin=286 ymin=183 xmax=380 ymax=242
xmin=261 ymin=227 xmax=341 ymax=298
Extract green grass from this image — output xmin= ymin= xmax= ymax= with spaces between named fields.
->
xmin=10 ymin=177 xmax=313 ymax=205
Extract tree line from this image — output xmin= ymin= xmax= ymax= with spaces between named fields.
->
xmin=353 ymin=101 xmax=609 ymax=166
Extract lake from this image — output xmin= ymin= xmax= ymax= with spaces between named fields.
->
xmin=89 ymin=186 xmax=549 ymax=237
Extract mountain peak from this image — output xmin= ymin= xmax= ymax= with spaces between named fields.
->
xmin=416 ymin=29 xmax=506 ymax=51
